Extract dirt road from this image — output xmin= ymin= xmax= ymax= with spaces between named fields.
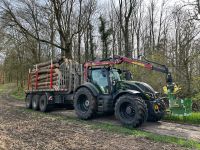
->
xmin=0 ymin=87 xmax=198 ymax=149
xmin=50 ymin=109 xmax=200 ymax=142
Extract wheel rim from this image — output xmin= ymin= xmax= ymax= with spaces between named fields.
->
xmin=77 ymin=94 xmax=90 ymax=112
xmin=119 ymin=102 xmax=136 ymax=120
xmin=33 ymin=98 xmax=37 ymax=108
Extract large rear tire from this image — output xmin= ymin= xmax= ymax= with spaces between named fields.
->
xmin=32 ymin=95 xmax=40 ymax=110
xmin=115 ymin=94 xmax=148 ymax=127
xmin=74 ymin=87 xmax=97 ymax=120
xmin=25 ymin=94 xmax=32 ymax=109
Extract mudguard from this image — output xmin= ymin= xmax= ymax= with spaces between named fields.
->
xmin=114 ymin=90 xmax=141 ymax=101
xmin=44 ymin=92 xmax=54 ymax=104
xmin=45 ymin=92 xmax=53 ymax=101
xmin=75 ymin=82 xmax=100 ymax=97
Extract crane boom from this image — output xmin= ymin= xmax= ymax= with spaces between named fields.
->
xmin=84 ymin=55 xmax=172 ymax=84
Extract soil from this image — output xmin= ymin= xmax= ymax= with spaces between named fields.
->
xmin=0 ymin=86 xmax=197 ymax=150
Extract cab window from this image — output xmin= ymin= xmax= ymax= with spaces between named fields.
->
xmin=91 ymin=69 xmax=109 ymax=94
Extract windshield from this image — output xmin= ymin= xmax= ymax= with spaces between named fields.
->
xmin=91 ymin=69 xmax=109 ymax=94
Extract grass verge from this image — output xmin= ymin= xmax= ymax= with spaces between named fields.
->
xmin=22 ymin=108 xmax=200 ymax=150
xmin=0 ymin=84 xmax=11 ymax=93
xmin=11 ymin=87 xmax=25 ymax=101
xmin=164 ymin=113 xmax=200 ymax=125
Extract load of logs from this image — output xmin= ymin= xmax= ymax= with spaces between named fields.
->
xmin=28 ymin=57 xmax=83 ymax=92
xmin=28 ymin=58 xmax=63 ymax=90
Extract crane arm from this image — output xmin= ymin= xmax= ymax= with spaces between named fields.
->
xmin=113 ymin=55 xmax=169 ymax=73
xmin=84 ymin=55 xmax=172 ymax=84
xmin=113 ymin=55 xmax=173 ymax=85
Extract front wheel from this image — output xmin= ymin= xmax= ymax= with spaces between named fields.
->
xmin=115 ymin=94 xmax=148 ymax=128
xmin=74 ymin=87 xmax=97 ymax=120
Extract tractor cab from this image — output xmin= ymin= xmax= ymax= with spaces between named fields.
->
xmin=88 ymin=66 xmax=160 ymax=101
xmin=88 ymin=67 xmax=121 ymax=94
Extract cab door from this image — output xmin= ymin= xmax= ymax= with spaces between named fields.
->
xmin=90 ymin=68 xmax=114 ymax=112
xmin=90 ymin=69 xmax=110 ymax=94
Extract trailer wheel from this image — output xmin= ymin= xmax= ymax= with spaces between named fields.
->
xmin=74 ymin=87 xmax=97 ymax=120
xmin=39 ymin=95 xmax=50 ymax=112
xmin=32 ymin=95 xmax=40 ymax=110
xmin=25 ymin=94 xmax=32 ymax=109
xmin=115 ymin=94 xmax=148 ymax=128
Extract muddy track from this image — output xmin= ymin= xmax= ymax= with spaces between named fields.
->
xmin=0 ymin=89 xmax=190 ymax=150
xmin=4 ymin=90 xmax=200 ymax=142
xmin=2 ymin=88 xmax=200 ymax=142
xmin=48 ymin=109 xmax=200 ymax=142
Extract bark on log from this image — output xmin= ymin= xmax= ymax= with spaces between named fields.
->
xmin=33 ymin=58 xmax=62 ymax=68
xmin=32 ymin=63 xmax=60 ymax=71
xmin=31 ymin=86 xmax=56 ymax=90
xmin=31 ymin=72 xmax=58 ymax=79
xmin=31 ymin=73 xmax=58 ymax=82
xmin=37 ymin=81 xmax=57 ymax=87
xmin=30 ymin=69 xmax=56 ymax=75
xmin=31 ymin=76 xmax=58 ymax=83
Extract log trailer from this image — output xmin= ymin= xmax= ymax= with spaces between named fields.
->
xmin=25 ymin=55 xmax=192 ymax=127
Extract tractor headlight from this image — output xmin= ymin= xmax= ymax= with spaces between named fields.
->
xmin=145 ymin=92 xmax=155 ymax=99
xmin=154 ymin=104 xmax=159 ymax=111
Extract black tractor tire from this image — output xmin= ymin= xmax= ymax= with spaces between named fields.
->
xmin=115 ymin=94 xmax=148 ymax=128
xmin=39 ymin=95 xmax=51 ymax=112
xmin=147 ymin=112 xmax=164 ymax=122
xmin=74 ymin=87 xmax=97 ymax=120
xmin=147 ymin=101 xmax=165 ymax=122
xmin=32 ymin=94 xmax=40 ymax=110
xmin=25 ymin=94 xmax=32 ymax=109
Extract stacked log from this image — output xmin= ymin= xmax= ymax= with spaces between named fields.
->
xmin=29 ymin=58 xmax=63 ymax=90
xmin=27 ymin=57 xmax=83 ymax=91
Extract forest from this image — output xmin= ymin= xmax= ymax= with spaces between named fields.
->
xmin=0 ymin=0 xmax=199 ymax=105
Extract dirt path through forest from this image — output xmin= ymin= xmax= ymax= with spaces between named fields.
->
xmin=1 ymin=85 xmax=200 ymax=142
xmin=0 ymin=87 xmax=190 ymax=150
xmin=49 ymin=109 xmax=200 ymax=142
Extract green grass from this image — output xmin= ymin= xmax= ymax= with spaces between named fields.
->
xmin=11 ymin=87 xmax=25 ymax=101
xmin=91 ymin=123 xmax=200 ymax=149
xmin=0 ymin=83 xmax=11 ymax=93
xmin=21 ymin=108 xmax=200 ymax=150
xmin=164 ymin=112 xmax=200 ymax=125
xmin=0 ymin=83 xmax=25 ymax=100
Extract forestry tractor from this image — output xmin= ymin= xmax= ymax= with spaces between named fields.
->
xmin=25 ymin=55 xmax=192 ymax=127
